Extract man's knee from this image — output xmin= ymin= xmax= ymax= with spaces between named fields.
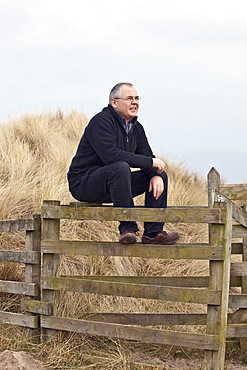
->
xmin=108 ymin=162 xmax=132 ymax=187
xmin=159 ymin=170 xmax=168 ymax=186
xmin=114 ymin=161 xmax=131 ymax=175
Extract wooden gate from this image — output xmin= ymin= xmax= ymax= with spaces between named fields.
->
xmin=38 ymin=197 xmax=231 ymax=370
xmin=1 ymin=168 xmax=247 ymax=369
xmin=208 ymin=167 xmax=247 ymax=354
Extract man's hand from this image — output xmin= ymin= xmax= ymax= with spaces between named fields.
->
xmin=152 ymin=158 xmax=165 ymax=174
xmin=149 ymin=176 xmax=164 ymax=200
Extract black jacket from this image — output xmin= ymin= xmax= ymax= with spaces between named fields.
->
xmin=68 ymin=105 xmax=158 ymax=192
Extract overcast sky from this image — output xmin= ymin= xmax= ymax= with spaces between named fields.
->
xmin=1 ymin=0 xmax=247 ymax=183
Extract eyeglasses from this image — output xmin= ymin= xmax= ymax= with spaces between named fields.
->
xmin=115 ymin=96 xmax=140 ymax=102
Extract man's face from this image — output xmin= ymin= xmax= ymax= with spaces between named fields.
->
xmin=111 ymin=85 xmax=139 ymax=122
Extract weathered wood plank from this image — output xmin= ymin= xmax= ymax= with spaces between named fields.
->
xmin=241 ymin=236 xmax=247 ymax=293
xmin=41 ymin=276 xmax=221 ymax=305
xmin=0 ymin=250 xmax=39 ymax=264
xmin=81 ymin=312 xmax=207 ymax=326
xmin=24 ymin=214 xmax=41 ymax=343
xmin=0 ymin=280 xmax=38 ymax=296
xmin=42 ymin=201 xmax=60 ymax=342
xmin=70 ymin=202 xmax=103 ymax=207
xmin=240 ymin=235 xmax=247 ymax=351
xmin=0 ymin=311 xmax=39 ymax=328
xmin=229 ymin=295 xmax=247 ymax=308
xmin=204 ymin=201 xmax=232 ymax=369
xmin=41 ymin=241 xmax=224 ymax=260
xmin=41 ymin=205 xmax=223 ymax=224
xmin=70 ymin=202 xmax=210 ymax=209
xmin=21 ymin=299 xmax=52 ymax=315
xmin=62 ymin=275 xmax=241 ymax=288
xmin=219 ymin=184 xmax=247 ymax=200
xmin=232 ymin=203 xmax=247 ymax=229
xmin=231 ymin=262 xmax=247 ymax=276
xmin=227 ymin=324 xmax=247 ymax=337
xmin=41 ymin=315 xmax=218 ymax=350
xmin=0 ymin=218 xmax=35 ymax=232
xmin=25 ymin=214 xmax=41 ymax=285
xmin=207 ymin=168 xmax=220 ymax=208
xmin=232 ymin=225 xmax=247 ymax=238
xmin=69 ymin=202 xmax=211 ymax=210
xmin=62 ymin=275 xmax=210 ymax=287
xmin=228 ymin=309 xmax=247 ymax=324
xmin=215 ymin=192 xmax=247 ymax=228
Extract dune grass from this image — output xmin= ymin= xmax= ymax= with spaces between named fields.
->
xmin=0 ymin=110 xmax=211 ymax=368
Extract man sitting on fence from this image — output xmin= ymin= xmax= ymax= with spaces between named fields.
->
xmin=67 ymin=82 xmax=180 ymax=245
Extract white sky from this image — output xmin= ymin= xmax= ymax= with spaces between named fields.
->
xmin=1 ymin=0 xmax=247 ymax=182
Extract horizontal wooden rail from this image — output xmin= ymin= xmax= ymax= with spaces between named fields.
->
xmin=229 ymin=295 xmax=247 ymax=308
xmin=41 ymin=227 xmax=243 ymax=258
xmin=41 ymin=276 xmax=221 ymax=305
xmin=0 ymin=280 xmax=38 ymax=296
xmin=41 ymin=315 xmax=218 ymax=350
xmin=63 ymin=275 xmax=210 ymax=287
xmin=0 ymin=218 xmax=37 ymax=232
xmin=41 ymin=204 xmax=224 ymax=224
xmin=0 ymin=311 xmax=39 ymax=328
xmin=219 ymin=184 xmax=247 ymax=200
xmin=81 ymin=312 xmax=207 ymax=326
xmin=215 ymin=191 xmax=247 ymax=228
xmin=0 ymin=250 xmax=39 ymax=264
xmin=61 ymin=275 xmax=243 ymax=288
xmin=227 ymin=324 xmax=247 ymax=337
xmin=228 ymin=309 xmax=247 ymax=324
xmin=232 ymin=225 xmax=247 ymax=238
xmin=41 ymin=241 xmax=224 ymax=260
xmin=231 ymin=262 xmax=247 ymax=276
xmin=21 ymin=299 xmax=52 ymax=315
xmin=232 ymin=203 xmax=247 ymax=228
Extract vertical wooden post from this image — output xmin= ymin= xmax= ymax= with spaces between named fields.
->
xmin=207 ymin=168 xmax=221 ymax=245
xmin=203 ymin=201 xmax=232 ymax=369
xmin=41 ymin=200 xmax=60 ymax=341
xmin=241 ymin=205 xmax=247 ymax=294
xmin=207 ymin=167 xmax=220 ymax=208
xmin=240 ymin=223 xmax=247 ymax=352
xmin=25 ymin=214 xmax=41 ymax=343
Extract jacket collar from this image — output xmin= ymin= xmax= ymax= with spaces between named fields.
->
xmin=107 ymin=104 xmax=138 ymax=125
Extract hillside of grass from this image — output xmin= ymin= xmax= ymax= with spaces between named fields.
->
xmin=0 ymin=109 xmax=208 ymax=234
xmin=0 ymin=110 xmax=211 ymax=369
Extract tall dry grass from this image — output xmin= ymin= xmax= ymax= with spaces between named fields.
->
xmin=0 ymin=110 xmax=210 ymax=368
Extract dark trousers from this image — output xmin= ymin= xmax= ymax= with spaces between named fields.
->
xmin=71 ymin=161 xmax=168 ymax=235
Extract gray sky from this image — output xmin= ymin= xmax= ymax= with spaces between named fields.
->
xmin=1 ymin=0 xmax=247 ymax=183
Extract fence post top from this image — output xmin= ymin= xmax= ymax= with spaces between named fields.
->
xmin=208 ymin=167 xmax=220 ymax=178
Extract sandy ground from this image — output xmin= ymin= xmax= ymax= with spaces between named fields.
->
xmin=128 ymin=353 xmax=247 ymax=369
xmin=0 ymin=351 xmax=46 ymax=370
xmin=0 ymin=350 xmax=246 ymax=369
xmin=145 ymin=358 xmax=247 ymax=369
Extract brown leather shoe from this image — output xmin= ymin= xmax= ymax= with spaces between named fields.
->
xmin=119 ymin=231 xmax=138 ymax=244
xmin=142 ymin=231 xmax=180 ymax=245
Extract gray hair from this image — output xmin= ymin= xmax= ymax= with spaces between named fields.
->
xmin=109 ymin=82 xmax=133 ymax=104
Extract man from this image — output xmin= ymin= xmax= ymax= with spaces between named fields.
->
xmin=68 ymin=82 xmax=179 ymax=245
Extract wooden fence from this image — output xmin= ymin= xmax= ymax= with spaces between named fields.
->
xmin=0 ymin=214 xmax=41 ymax=342
xmin=0 ymin=167 xmax=247 ymax=369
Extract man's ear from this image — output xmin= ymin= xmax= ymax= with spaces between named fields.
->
xmin=111 ymin=98 xmax=117 ymax=109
